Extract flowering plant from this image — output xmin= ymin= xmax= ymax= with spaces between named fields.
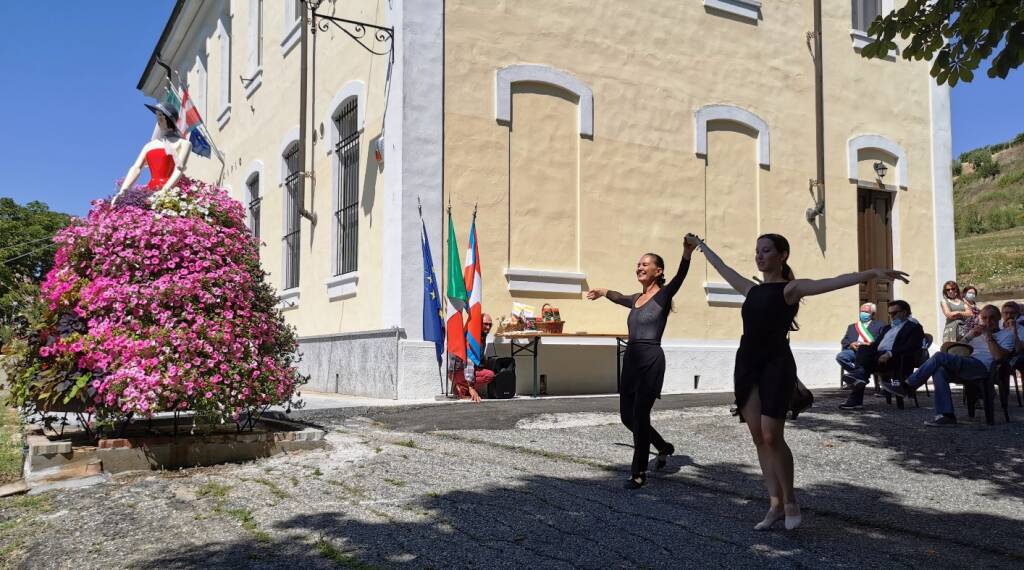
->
xmin=2 ymin=177 xmax=303 ymax=426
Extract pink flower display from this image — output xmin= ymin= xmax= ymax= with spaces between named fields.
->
xmin=30 ymin=178 xmax=302 ymax=422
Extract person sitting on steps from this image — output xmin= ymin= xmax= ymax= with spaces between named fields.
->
xmin=839 ymin=300 xmax=924 ymax=410
xmin=883 ymin=304 xmax=1024 ymax=426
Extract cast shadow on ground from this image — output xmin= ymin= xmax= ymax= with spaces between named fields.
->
xmin=792 ymin=390 xmax=1024 ymax=500
xmin=135 ymin=454 xmax=1022 ymax=569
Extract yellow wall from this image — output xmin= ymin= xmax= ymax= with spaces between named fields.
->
xmin=443 ymin=0 xmax=943 ymax=344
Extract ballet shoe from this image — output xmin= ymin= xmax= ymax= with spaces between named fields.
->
xmin=623 ymin=472 xmax=647 ymax=490
xmin=753 ymin=508 xmax=784 ymax=531
xmin=784 ymin=503 xmax=802 ymax=530
xmin=655 ymin=443 xmax=675 ymax=470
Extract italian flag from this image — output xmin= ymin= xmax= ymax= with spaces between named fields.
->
xmin=463 ymin=216 xmax=483 ymax=366
xmin=163 ymin=86 xmax=203 ymax=134
xmin=445 ymin=212 xmax=468 ymax=363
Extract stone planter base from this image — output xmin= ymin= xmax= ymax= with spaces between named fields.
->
xmin=24 ymin=414 xmax=326 ymax=483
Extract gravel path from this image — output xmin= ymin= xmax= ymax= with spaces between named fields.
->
xmin=1 ymin=390 xmax=1021 ymax=569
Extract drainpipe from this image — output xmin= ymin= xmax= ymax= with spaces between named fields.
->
xmin=806 ymin=0 xmax=826 ymax=221
xmin=298 ymin=4 xmax=316 ymax=224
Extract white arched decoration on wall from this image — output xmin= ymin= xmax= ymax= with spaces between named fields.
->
xmin=847 ymin=134 xmax=908 ymax=189
xmin=694 ymin=104 xmax=771 ymax=168
xmin=495 ymin=64 xmax=594 ymax=137
xmin=323 ymin=80 xmax=366 ymax=156
xmin=847 ymin=133 xmax=908 ymax=299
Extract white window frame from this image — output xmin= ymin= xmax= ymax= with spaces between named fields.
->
xmin=323 ymin=81 xmax=366 ymax=300
xmin=243 ymin=159 xmax=265 ymax=234
xmin=278 ymin=126 xmax=301 ymax=308
xmin=694 ymin=104 xmax=771 ymax=168
xmin=703 ymin=0 xmax=762 ymax=23
xmin=245 ymin=0 xmax=264 ymax=98
xmin=194 ymin=54 xmax=208 ymax=123
xmin=216 ymin=18 xmax=232 ymax=129
xmin=281 ymin=0 xmax=303 ymax=56
xmin=847 ymin=134 xmax=908 ymax=189
xmin=850 ymin=0 xmax=897 ymax=58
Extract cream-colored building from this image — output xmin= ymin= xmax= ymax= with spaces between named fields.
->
xmin=139 ymin=0 xmax=954 ymax=399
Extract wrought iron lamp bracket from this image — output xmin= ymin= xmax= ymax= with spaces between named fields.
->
xmin=308 ymin=5 xmax=394 ymax=57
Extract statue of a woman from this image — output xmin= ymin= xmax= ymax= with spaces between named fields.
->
xmin=111 ymin=101 xmax=192 ymax=205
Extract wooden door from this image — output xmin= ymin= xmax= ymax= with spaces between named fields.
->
xmin=857 ymin=188 xmax=894 ymax=321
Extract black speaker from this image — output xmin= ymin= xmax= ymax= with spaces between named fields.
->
xmin=486 ymin=357 xmax=517 ymax=399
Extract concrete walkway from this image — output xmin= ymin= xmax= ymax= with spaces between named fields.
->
xmin=2 ymin=389 xmax=1022 ymax=569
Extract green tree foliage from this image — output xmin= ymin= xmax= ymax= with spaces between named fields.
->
xmin=861 ymin=1 xmax=1024 ymax=86
xmin=0 ymin=199 xmax=71 ymax=322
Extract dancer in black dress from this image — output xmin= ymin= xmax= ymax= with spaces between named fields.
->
xmin=692 ymin=233 xmax=907 ymax=529
xmin=586 ymin=237 xmax=695 ymax=489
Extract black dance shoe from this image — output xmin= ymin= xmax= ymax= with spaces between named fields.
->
xmin=623 ymin=473 xmax=647 ymax=489
xmin=655 ymin=443 xmax=675 ymax=470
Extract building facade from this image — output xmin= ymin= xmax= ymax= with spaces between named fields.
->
xmin=139 ymin=0 xmax=954 ymax=399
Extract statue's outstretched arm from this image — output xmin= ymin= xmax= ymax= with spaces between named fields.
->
xmin=112 ymin=147 xmax=148 ymax=205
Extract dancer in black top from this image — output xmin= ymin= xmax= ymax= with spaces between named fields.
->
xmin=692 ymin=233 xmax=907 ymax=529
xmin=587 ymin=237 xmax=695 ymax=489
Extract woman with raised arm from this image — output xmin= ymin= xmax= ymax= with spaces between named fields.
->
xmin=690 ymin=233 xmax=907 ymax=530
xmin=586 ymin=237 xmax=696 ymax=489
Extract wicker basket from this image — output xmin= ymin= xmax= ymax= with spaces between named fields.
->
xmin=534 ymin=320 xmax=565 ymax=334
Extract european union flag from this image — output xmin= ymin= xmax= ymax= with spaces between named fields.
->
xmin=189 ymin=127 xmax=213 ymax=158
xmin=421 ymin=221 xmax=445 ymax=364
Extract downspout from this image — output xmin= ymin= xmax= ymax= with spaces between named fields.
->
xmin=298 ymin=4 xmax=316 ymax=224
xmin=806 ymin=0 xmax=826 ymax=222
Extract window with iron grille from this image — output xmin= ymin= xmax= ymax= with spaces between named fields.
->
xmin=246 ymin=173 xmax=261 ymax=243
xmin=283 ymin=145 xmax=301 ymax=289
xmin=333 ymin=99 xmax=359 ymax=275
xmin=852 ymin=0 xmax=882 ymax=32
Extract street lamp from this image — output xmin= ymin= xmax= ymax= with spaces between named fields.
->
xmin=873 ymin=161 xmax=888 ymax=179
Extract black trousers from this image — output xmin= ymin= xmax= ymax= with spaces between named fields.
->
xmin=620 ymin=388 xmax=668 ymax=475
xmin=848 ymin=344 xmax=896 ymax=404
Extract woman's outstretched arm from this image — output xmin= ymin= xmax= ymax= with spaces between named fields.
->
xmin=661 ymin=238 xmax=696 ymax=298
xmin=587 ymin=288 xmax=635 ymax=309
xmin=783 ymin=269 xmax=910 ymax=305
xmin=691 ymin=235 xmax=757 ymax=297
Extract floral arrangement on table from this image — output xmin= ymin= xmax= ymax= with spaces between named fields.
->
xmin=2 ymin=178 xmax=303 ymax=429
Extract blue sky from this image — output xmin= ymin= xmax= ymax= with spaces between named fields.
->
xmin=0 ymin=2 xmax=1021 ymax=217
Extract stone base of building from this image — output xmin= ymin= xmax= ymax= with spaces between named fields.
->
xmin=300 ymin=333 xmax=849 ymax=400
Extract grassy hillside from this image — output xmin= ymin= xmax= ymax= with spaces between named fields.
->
xmin=953 ymin=132 xmax=1024 ymax=297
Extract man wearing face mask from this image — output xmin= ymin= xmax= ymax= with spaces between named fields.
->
xmin=837 ymin=303 xmax=885 ymax=409
xmin=841 ymin=300 xmax=925 ymax=409
xmin=884 ymin=304 xmax=1024 ymax=426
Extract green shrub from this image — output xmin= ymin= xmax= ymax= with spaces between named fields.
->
xmin=952 ymin=160 xmax=962 ymax=176
xmin=1013 ymin=132 xmax=1024 ymax=146
xmin=961 ymin=148 xmax=993 ymax=167
xmin=976 ymin=160 xmax=1001 ymax=179
xmin=997 ymin=169 xmax=1024 ymax=189
xmin=984 ymin=206 xmax=1022 ymax=232
xmin=955 ymin=205 xmax=985 ymax=237
xmin=989 ymin=142 xmax=1009 ymax=154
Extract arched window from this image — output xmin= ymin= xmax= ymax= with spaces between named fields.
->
xmin=279 ymin=127 xmax=301 ymax=292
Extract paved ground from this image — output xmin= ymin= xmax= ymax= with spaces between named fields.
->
xmin=2 ymin=389 xmax=1023 ymax=569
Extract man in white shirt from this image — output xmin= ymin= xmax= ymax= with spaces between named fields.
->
xmin=883 ymin=304 xmax=1024 ymax=426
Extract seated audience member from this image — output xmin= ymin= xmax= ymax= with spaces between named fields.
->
xmin=840 ymin=300 xmax=924 ymax=410
xmin=452 ymin=313 xmax=496 ymax=402
xmin=883 ymin=304 xmax=1024 ymax=426
xmin=837 ymin=303 xmax=885 ymax=380
xmin=1000 ymin=302 xmax=1024 ymax=372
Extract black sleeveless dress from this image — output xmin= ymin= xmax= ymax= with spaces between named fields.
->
xmin=734 ymin=282 xmax=798 ymax=419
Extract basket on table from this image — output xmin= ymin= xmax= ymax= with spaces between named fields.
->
xmin=535 ymin=303 xmax=565 ymax=333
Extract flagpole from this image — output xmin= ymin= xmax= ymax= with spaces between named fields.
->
xmin=156 ymin=56 xmax=227 ymax=182
xmin=443 ymin=200 xmax=452 ymax=398
xmin=419 ymin=197 xmax=445 ymax=397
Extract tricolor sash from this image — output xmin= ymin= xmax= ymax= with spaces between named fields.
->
xmin=855 ymin=321 xmax=875 ymax=344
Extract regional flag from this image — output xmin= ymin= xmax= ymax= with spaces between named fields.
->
xmin=445 ymin=212 xmax=467 ymax=363
xmin=463 ymin=216 xmax=483 ymax=366
xmin=421 ymin=221 xmax=445 ymax=364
